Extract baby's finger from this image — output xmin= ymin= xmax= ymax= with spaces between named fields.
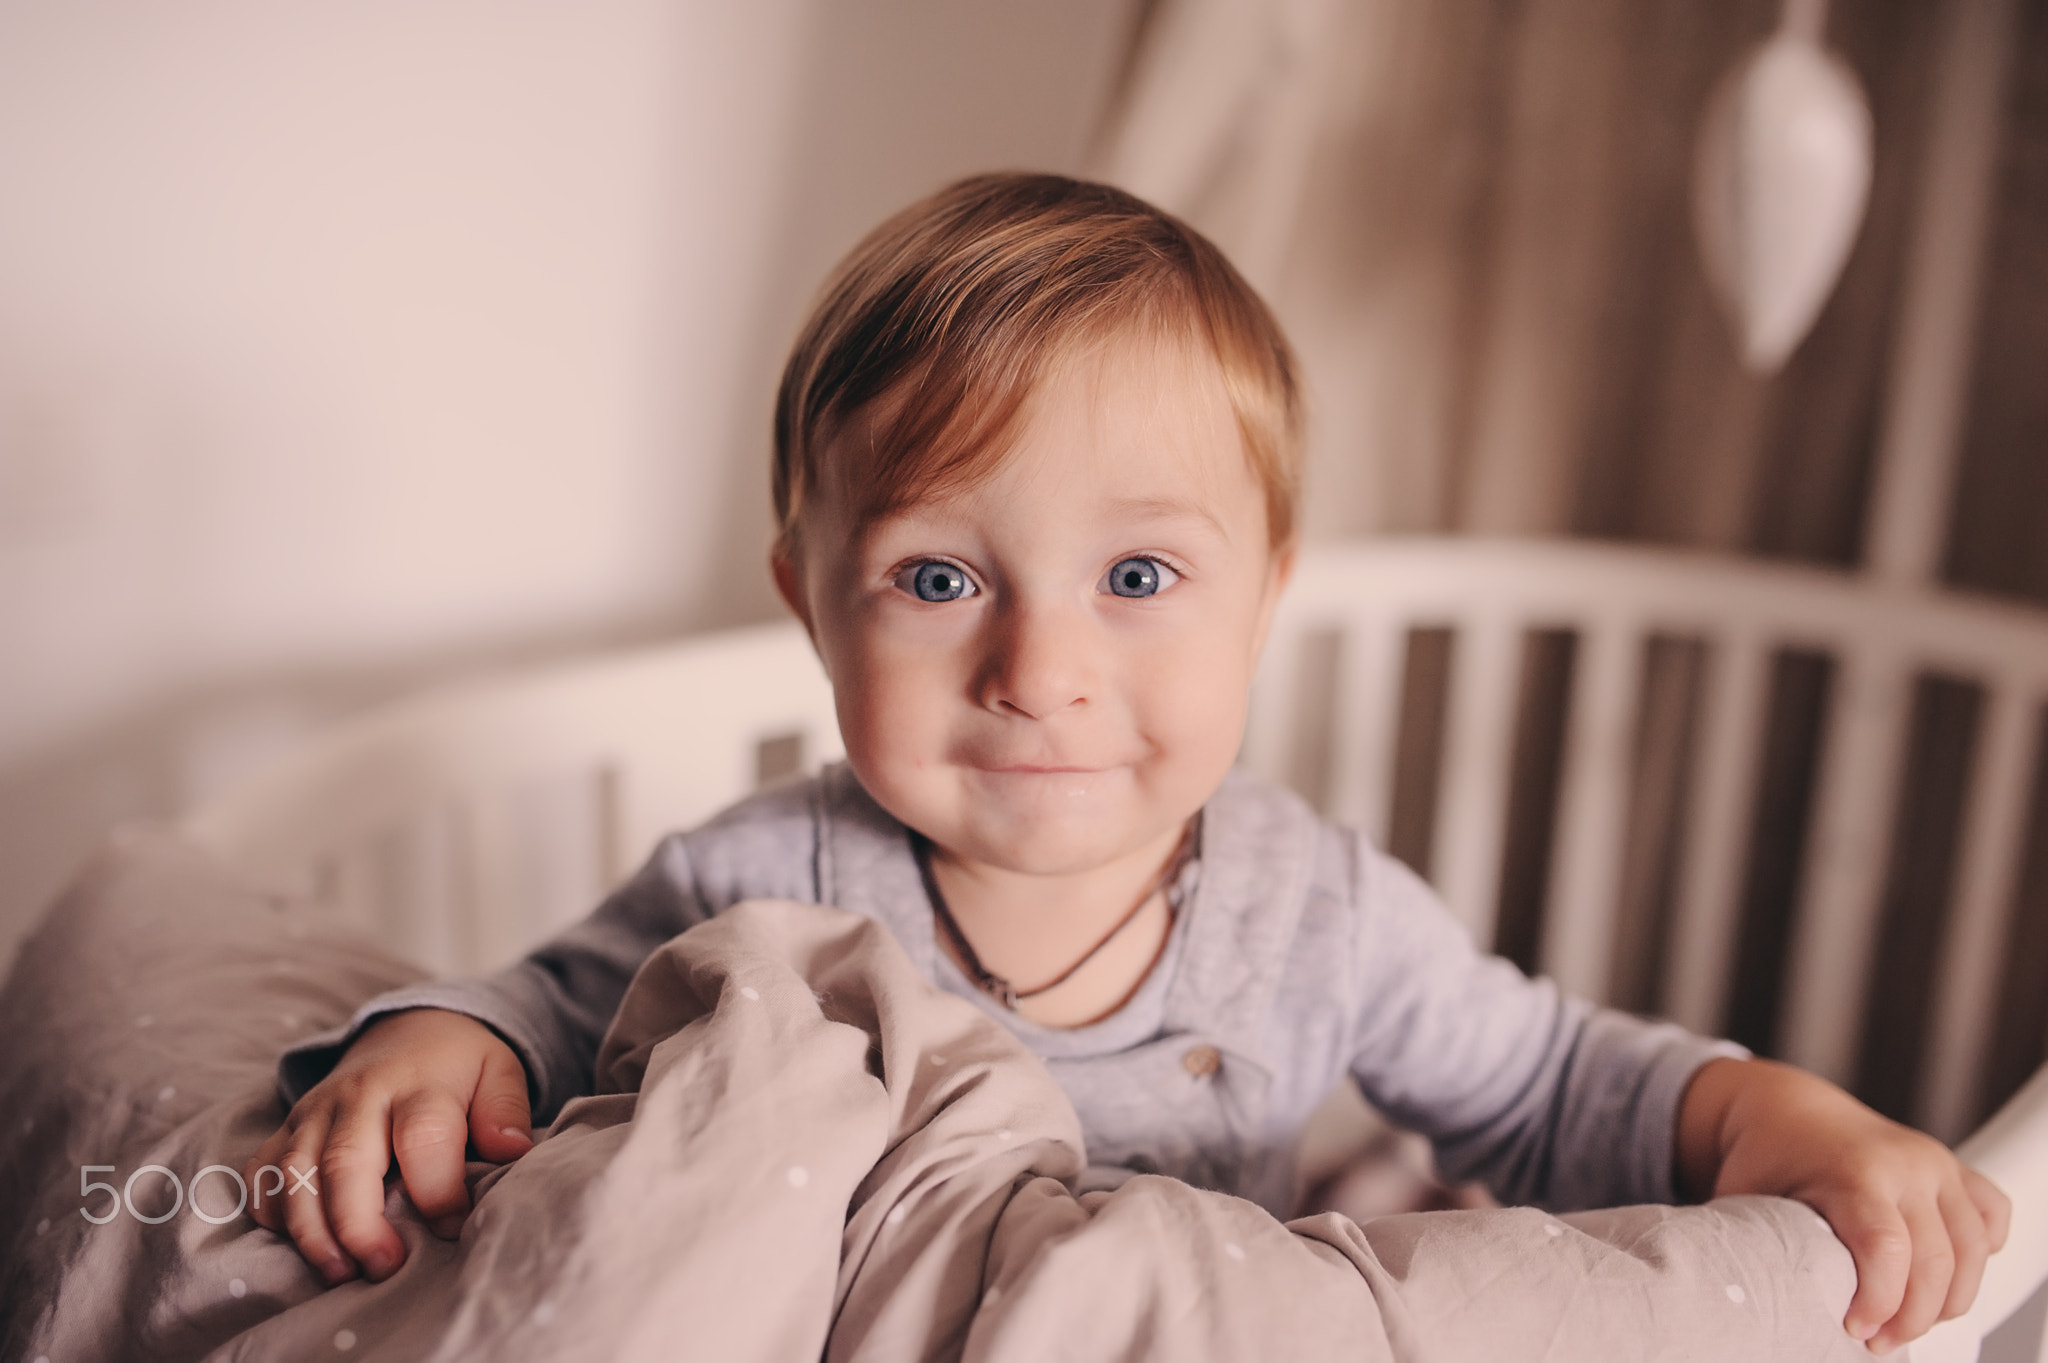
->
xmin=468 ymin=1042 xmax=535 ymax=1166
xmin=1870 ymin=1195 xmax=1955 ymax=1353
xmin=1835 ymin=1192 xmax=1913 ymax=1343
xmin=390 ymin=1086 xmax=474 ymax=1239
xmin=242 ymin=1121 xmax=294 ymax=1233
xmin=1964 ymin=1167 xmax=2011 ymax=1253
xmin=1937 ymin=1180 xmax=1993 ymax=1322
xmin=276 ymin=1118 xmax=355 ymax=1285
xmin=321 ymin=1099 xmax=408 ymax=1282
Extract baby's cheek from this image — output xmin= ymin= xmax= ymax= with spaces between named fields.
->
xmin=836 ymin=689 xmax=958 ymax=808
xmin=1151 ymin=651 xmax=1254 ymax=754
xmin=1135 ymin=686 xmax=1250 ymax=811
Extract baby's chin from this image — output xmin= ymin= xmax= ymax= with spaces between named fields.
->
xmin=908 ymin=768 xmax=1185 ymax=876
xmin=940 ymin=825 xmax=1158 ymax=878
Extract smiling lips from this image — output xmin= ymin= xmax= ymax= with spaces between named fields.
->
xmin=978 ymin=764 xmax=1102 ymax=775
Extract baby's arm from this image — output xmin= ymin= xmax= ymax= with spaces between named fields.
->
xmin=1343 ymin=842 xmax=1741 ymax=1211
xmin=1676 ymin=1056 xmax=2011 ymax=1355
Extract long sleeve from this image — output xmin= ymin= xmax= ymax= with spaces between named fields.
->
xmin=1344 ymin=842 xmax=1746 ymax=1210
xmin=275 ymin=833 xmax=711 ymax=1124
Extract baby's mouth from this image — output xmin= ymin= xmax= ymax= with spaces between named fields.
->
xmin=974 ymin=764 xmax=1102 ymax=775
xmin=957 ymin=763 xmax=1135 ymax=800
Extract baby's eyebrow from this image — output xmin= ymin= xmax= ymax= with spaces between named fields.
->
xmin=1103 ymin=496 xmax=1229 ymax=539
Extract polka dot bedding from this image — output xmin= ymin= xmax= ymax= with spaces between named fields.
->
xmin=1 ymin=832 xmax=1868 ymax=1361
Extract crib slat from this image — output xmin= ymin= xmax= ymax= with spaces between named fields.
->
xmin=1433 ymin=617 xmax=1522 ymax=948
xmin=595 ymin=762 xmax=631 ymax=889
xmin=1540 ymin=621 xmax=1643 ymax=1003
xmin=1324 ymin=615 xmax=1407 ymax=845
xmin=366 ymin=813 xmax=463 ymax=977
xmin=1921 ymin=680 xmax=2039 ymax=1141
xmin=1663 ymin=632 xmax=1771 ymax=1035
xmin=1780 ymin=648 xmax=1914 ymax=1085
xmin=412 ymin=809 xmax=466 ymax=976
xmin=455 ymin=791 xmax=522 ymax=975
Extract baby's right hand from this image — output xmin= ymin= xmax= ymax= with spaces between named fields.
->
xmin=243 ymin=1008 xmax=535 ymax=1284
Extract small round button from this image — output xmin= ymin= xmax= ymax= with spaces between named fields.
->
xmin=1182 ymin=1044 xmax=1221 ymax=1079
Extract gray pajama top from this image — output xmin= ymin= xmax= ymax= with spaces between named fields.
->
xmin=276 ymin=762 xmax=1742 ymax=1217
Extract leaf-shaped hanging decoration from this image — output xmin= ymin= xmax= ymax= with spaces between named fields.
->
xmin=1694 ymin=29 xmax=1874 ymax=374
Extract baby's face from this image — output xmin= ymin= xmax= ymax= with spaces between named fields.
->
xmin=777 ymin=333 xmax=1292 ymax=880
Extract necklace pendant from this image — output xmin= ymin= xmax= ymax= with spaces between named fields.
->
xmin=995 ymin=979 xmax=1019 ymax=1010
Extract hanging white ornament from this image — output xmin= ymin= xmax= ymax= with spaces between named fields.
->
xmin=1694 ymin=0 xmax=1874 ymax=374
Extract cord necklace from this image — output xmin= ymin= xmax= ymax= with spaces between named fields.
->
xmin=913 ymin=822 xmax=1194 ymax=1011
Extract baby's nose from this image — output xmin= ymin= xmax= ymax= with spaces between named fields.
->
xmin=978 ymin=602 xmax=1094 ymax=719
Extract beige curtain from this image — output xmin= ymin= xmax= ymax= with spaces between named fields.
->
xmin=1091 ymin=0 xmax=1955 ymax=566
xmin=1090 ymin=0 xmax=2048 ymax=1125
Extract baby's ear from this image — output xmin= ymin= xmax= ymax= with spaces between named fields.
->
xmin=1250 ymin=544 xmax=1297 ymax=660
xmin=1269 ymin=544 xmax=1298 ymax=595
xmin=770 ymin=548 xmax=814 ymax=634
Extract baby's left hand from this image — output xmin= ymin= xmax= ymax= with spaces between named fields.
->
xmin=1677 ymin=1057 xmax=2011 ymax=1355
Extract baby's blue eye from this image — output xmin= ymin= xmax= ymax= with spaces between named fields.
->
xmin=1105 ymin=557 xmax=1176 ymax=598
xmin=908 ymin=561 xmax=975 ymax=602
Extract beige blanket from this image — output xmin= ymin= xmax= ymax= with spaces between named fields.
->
xmin=1 ymin=831 xmax=1870 ymax=1361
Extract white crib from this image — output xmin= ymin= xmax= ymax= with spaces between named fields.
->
xmin=182 ymin=536 xmax=2048 ymax=1362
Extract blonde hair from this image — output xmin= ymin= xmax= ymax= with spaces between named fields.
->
xmin=772 ymin=172 xmax=1303 ymax=555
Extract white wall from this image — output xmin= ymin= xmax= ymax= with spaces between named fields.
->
xmin=0 ymin=0 xmax=1131 ymax=966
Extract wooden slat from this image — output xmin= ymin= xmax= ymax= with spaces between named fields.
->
xmin=456 ymin=791 xmax=523 ymax=975
xmin=1781 ymin=648 xmax=1914 ymax=1085
xmin=363 ymin=814 xmax=461 ymax=978
xmin=1663 ymin=632 xmax=1770 ymax=1035
xmin=411 ymin=809 xmax=465 ymax=977
xmin=1922 ymin=681 xmax=2040 ymax=1141
xmin=1540 ymin=619 xmax=1643 ymax=1003
xmin=1433 ymin=616 xmax=1522 ymax=947
xmin=527 ymin=768 xmax=613 ymax=944
xmin=595 ymin=763 xmax=630 ymax=889
xmin=1323 ymin=615 xmax=1407 ymax=845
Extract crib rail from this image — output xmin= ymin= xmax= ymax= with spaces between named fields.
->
xmin=181 ymin=537 xmax=2048 ymax=1153
xmin=183 ymin=623 xmax=843 ymax=975
xmin=1912 ymin=1061 xmax=2048 ymax=1362
xmin=1244 ymin=537 xmax=2048 ymax=1144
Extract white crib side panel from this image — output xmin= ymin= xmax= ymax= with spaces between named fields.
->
xmin=176 ymin=540 xmax=2048 ymax=1138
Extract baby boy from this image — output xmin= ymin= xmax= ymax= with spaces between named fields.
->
xmin=250 ymin=172 xmax=2007 ymax=1354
